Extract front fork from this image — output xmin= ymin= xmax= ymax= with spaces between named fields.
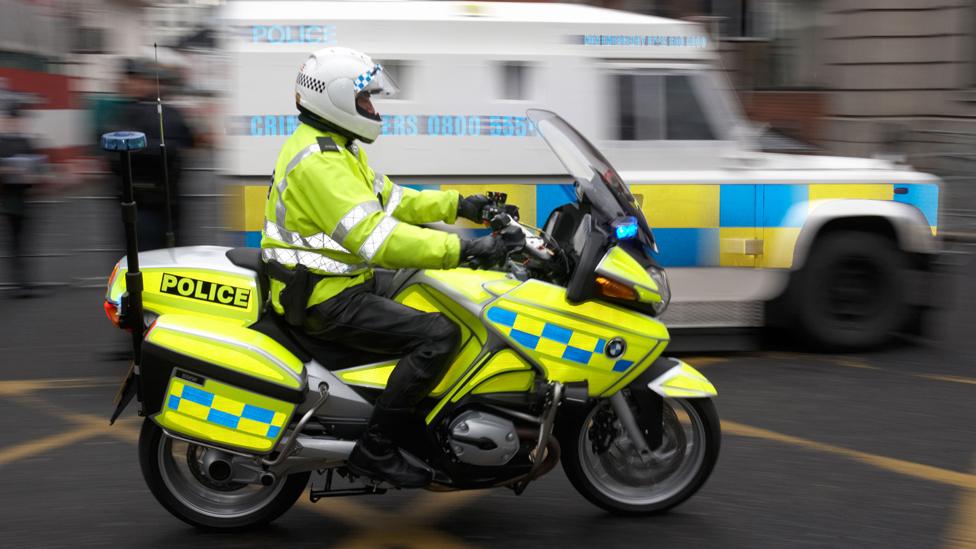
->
xmin=609 ymin=389 xmax=663 ymax=461
xmin=608 ymin=356 xmax=717 ymax=457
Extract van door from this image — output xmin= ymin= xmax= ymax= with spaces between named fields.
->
xmin=758 ymin=184 xmax=806 ymax=269
xmin=718 ymin=184 xmax=760 ymax=268
xmin=609 ymin=69 xmax=758 ymax=268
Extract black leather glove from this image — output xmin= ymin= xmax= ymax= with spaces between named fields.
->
xmin=457 ymin=194 xmax=492 ymax=224
xmin=501 ymin=203 xmax=520 ymax=221
xmin=460 ymin=234 xmax=506 ymax=268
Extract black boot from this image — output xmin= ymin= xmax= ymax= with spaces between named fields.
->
xmin=346 ymin=409 xmax=432 ymax=488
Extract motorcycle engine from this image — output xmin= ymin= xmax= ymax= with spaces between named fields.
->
xmin=447 ymin=410 xmax=520 ymax=466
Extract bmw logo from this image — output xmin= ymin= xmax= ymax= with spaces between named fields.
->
xmin=605 ymin=337 xmax=626 ymax=358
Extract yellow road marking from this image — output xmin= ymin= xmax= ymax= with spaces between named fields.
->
xmin=0 ymin=393 xmax=141 ymax=467
xmin=829 ymin=358 xmax=880 ymax=371
xmin=299 ymin=489 xmax=483 ymax=549
xmin=678 ymin=356 xmax=731 ymax=368
xmin=723 ymin=420 xmax=976 ymax=490
xmin=0 ymin=377 xmax=118 ymax=396
xmin=820 ymin=357 xmax=976 ymax=386
xmin=944 ymin=456 xmax=976 ymax=549
xmin=331 ymin=525 xmax=471 ymax=549
xmin=920 ymin=374 xmax=976 ymax=386
xmin=0 ymin=423 xmax=106 ymax=466
xmin=764 ymin=352 xmax=813 ymax=361
xmin=0 ymin=414 xmax=139 ymax=467
xmin=401 ymin=490 xmax=483 ymax=519
xmin=299 ymin=497 xmax=370 ymax=526
xmin=68 ymin=413 xmax=141 ymax=443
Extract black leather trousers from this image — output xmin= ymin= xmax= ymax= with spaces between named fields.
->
xmin=303 ymin=278 xmax=461 ymax=412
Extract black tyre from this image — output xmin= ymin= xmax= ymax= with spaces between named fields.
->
xmin=138 ymin=419 xmax=310 ymax=530
xmin=557 ymin=397 xmax=720 ymax=515
xmin=793 ymin=230 xmax=910 ymax=350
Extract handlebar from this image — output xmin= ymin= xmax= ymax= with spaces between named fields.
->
xmin=480 ymin=191 xmax=520 ymax=224
xmin=463 ymin=192 xmax=568 ymax=281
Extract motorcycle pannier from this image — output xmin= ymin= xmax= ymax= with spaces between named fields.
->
xmin=140 ymin=314 xmax=307 ymax=454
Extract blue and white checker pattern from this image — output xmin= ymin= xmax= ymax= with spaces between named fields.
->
xmin=486 ymin=306 xmax=634 ymax=372
xmin=167 ymin=382 xmax=285 ymax=439
xmin=353 ymin=64 xmax=382 ymax=92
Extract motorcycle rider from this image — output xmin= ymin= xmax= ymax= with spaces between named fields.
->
xmin=261 ymin=47 xmax=508 ymax=487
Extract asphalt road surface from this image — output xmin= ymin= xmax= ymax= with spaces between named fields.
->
xmin=1 ymin=246 xmax=974 ymax=549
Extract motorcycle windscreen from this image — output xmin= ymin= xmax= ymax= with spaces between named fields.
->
xmin=527 ymin=109 xmax=657 ymax=251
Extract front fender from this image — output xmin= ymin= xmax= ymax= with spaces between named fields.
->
xmin=792 ymin=199 xmax=937 ymax=270
xmin=638 ymin=356 xmax=717 ymax=398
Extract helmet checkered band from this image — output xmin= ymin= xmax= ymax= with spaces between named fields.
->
xmin=297 ymin=71 xmax=326 ymax=94
xmin=353 ymin=64 xmax=382 ymax=92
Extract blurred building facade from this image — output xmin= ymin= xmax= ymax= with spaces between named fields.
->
xmin=0 ymin=0 xmax=221 ymax=289
xmin=0 ymin=0 xmax=218 ymax=163
xmin=578 ymin=0 xmax=976 ymax=168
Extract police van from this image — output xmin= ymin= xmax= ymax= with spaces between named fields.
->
xmin=221 ymin=1 xmax=941 ymax=350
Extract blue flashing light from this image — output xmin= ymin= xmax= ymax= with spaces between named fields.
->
xmin=101 ymin=131 xmax=146 ymax=152
xmin=614 ymin=217 xmax=639 ymax=240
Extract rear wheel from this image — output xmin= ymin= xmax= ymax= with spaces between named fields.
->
xmin=558 ymin=397 xmax=720 ymax=515
xmin=793 ymin=231 xmax=909 ymax=350
xmin=138 ymin=419 xmax=309 ymax=530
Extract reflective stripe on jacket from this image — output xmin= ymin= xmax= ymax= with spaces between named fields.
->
xmin=261 ymin=123 xmax=461 ymax=313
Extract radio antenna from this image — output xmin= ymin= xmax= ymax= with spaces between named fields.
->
xmin=155 ymin=43 xmax=176 ymax=248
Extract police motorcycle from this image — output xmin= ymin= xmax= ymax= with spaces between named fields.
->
xmin=103 ymin=109 xmax=720 ymax=529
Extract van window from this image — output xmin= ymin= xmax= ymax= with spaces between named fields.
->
xmin=665 ymin=75 xmax=714 ymax=140
xmin=614 ymin=74 xmax=715 ymax=140
xmin=500 ymin=62 xmax=529 ymax=100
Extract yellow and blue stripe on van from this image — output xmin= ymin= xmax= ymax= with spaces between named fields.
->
xmin=633 ymin=183 xmax=937 ymax=268
xmin=227 ymin=182 xmax=938 ymax=269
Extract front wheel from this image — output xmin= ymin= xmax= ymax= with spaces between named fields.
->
xmin=138 ymin=419 xmax=310 ymax=530
xmin=558 ymin=397 xmax=720 ymax=515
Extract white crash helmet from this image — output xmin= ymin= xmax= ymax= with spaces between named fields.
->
xmin=295 ymin=47 xmax=399 ymax=143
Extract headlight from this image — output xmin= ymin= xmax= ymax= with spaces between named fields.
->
xmin=648 ymin=266 xmax=671 ymax=315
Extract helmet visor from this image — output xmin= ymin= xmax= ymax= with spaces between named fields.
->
xmin=354 ymin=64 xmax=400 ymax=98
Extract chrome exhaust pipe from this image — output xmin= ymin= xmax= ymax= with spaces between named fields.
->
xmin=200 ymin=449 xmax=235 ymax=482
xmin=295 ymin=437 xmax=356 ymax=462
xmin=268 ymin=437 xmax=356 ymax=475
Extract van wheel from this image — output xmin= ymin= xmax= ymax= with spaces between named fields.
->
xmin=792 ymin=230 xmax=909 ymax=351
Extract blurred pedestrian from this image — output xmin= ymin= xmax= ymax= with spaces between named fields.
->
xmin=0 ymin=103 xmax=45 ymax=297
xmin=110 ymin=57 xmax=197 ymax=250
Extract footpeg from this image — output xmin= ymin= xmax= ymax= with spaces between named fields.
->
xmin=309 ymin=469 xmax=387 ymax=502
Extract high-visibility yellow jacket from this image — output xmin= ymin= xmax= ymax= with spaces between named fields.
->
xmin=261 ymin=123 xmax=461 ymax=313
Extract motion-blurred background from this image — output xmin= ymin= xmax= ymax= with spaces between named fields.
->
xmin=2 ymin=0 xmax=975 ymax=288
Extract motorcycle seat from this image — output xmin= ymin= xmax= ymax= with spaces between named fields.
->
xmin=250 ymin=311 xmax=395 ymax=371
xmin=226 ymin=246 xmax=263 ymax=272
xmin=226 ymin=248 xmax=398 ymax=371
